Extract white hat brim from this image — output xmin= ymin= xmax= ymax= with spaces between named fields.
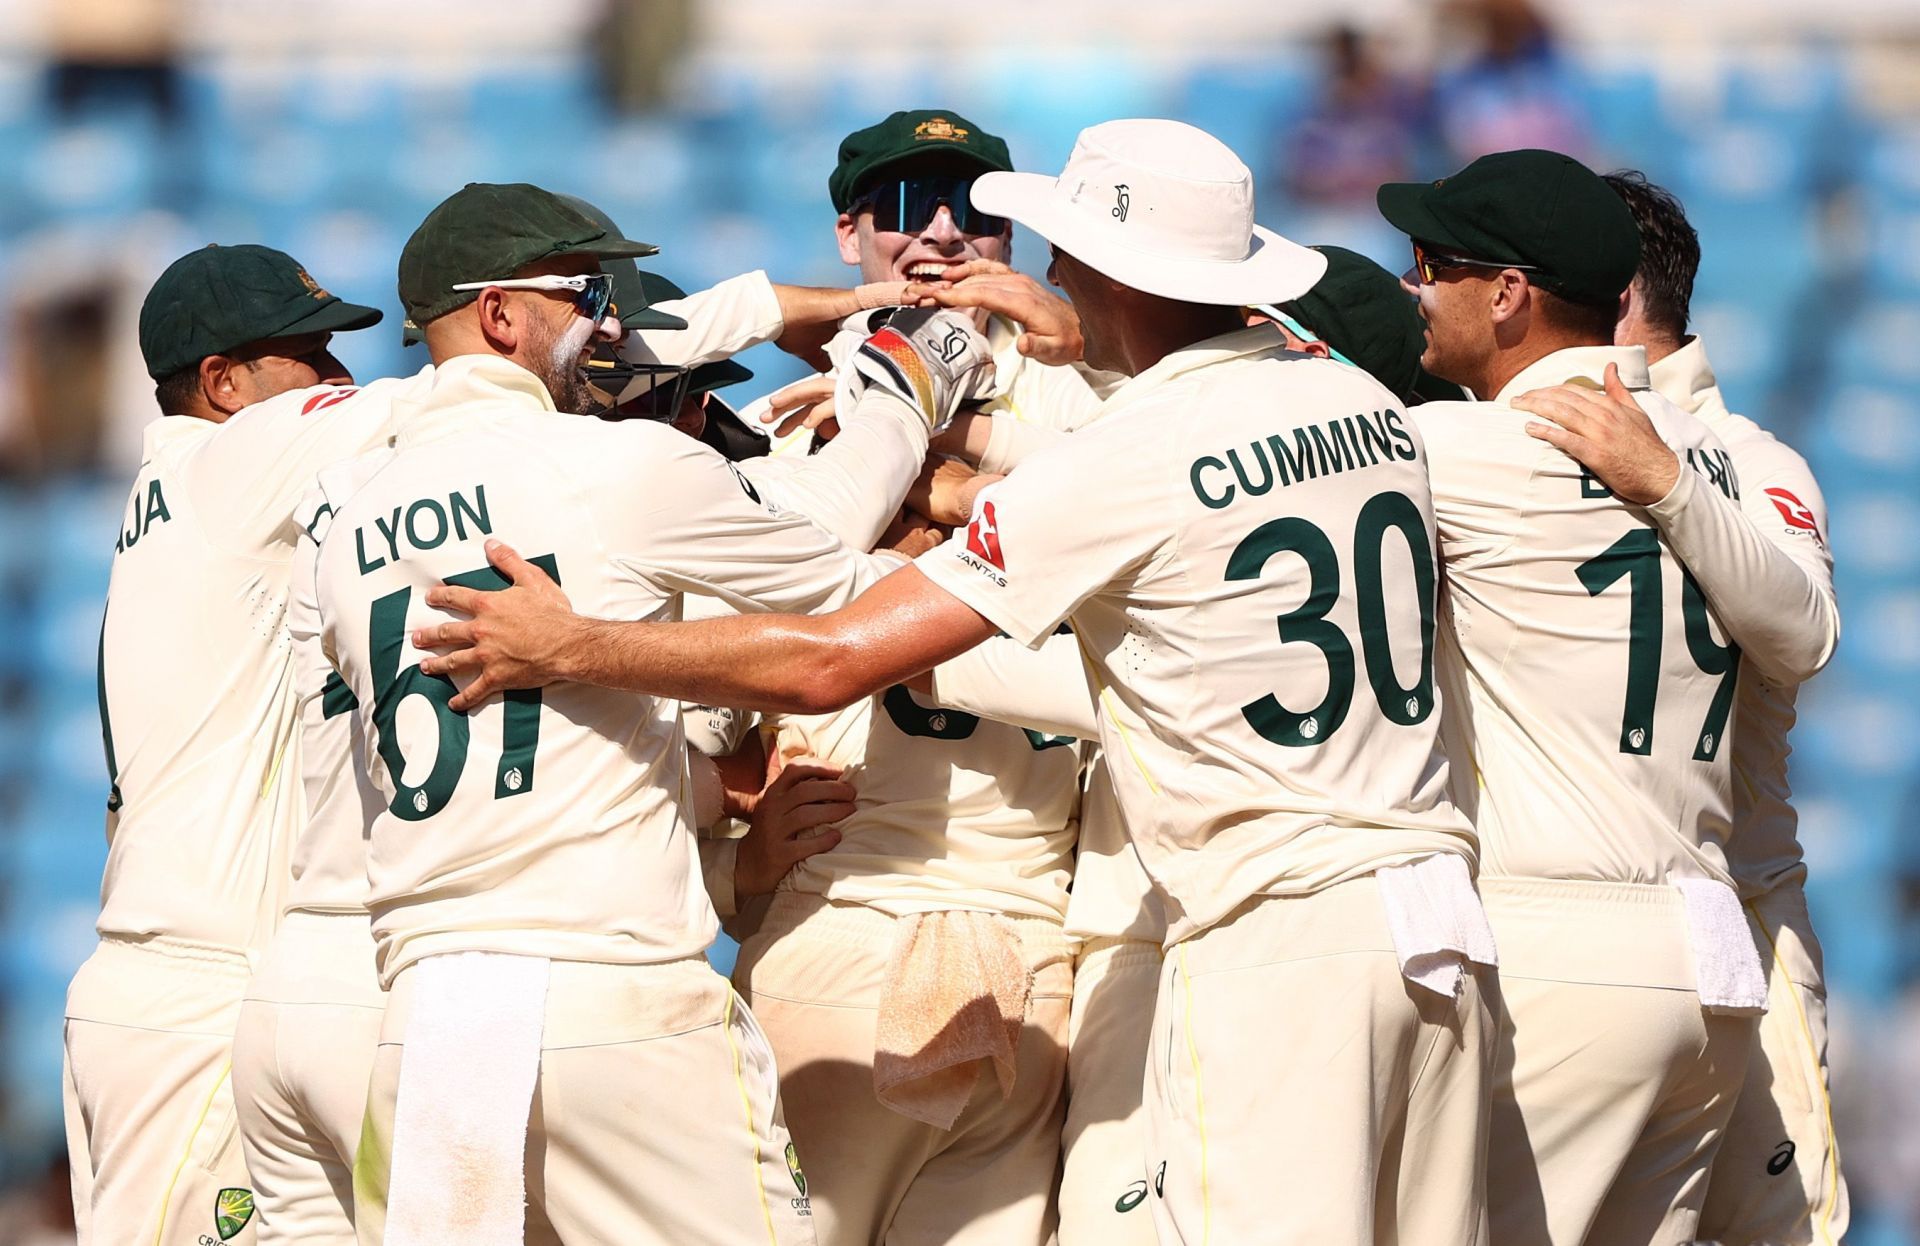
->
xmin=972 ymin=171 xmax=1328 ymax=307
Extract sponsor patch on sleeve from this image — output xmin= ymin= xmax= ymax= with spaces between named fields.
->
xmin=1764 ymin=487 xmax=1821 ymax=540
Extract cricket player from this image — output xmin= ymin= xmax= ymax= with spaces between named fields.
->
xmin=1377 ymin=148 xmax=1840 ymax=1244
xmin=916 ymin=240 xmax=1462 ymax=1246
xmin=413 ymin=119 xmax=1501 ymax=1246
xmin=1533 ymin=171 xmax=1847 ymax=1245
xmin=323 ymin=182 xmax=985 ymax=1243
xmin=70 ymin=243 xmax=387 ymax=1245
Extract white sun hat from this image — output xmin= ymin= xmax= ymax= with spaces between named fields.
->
xmin=969 ymin=118 xmax=1327 ymax=307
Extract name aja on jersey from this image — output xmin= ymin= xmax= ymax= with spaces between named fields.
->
xmin=116 ymin=478 xmax=173 ymax=552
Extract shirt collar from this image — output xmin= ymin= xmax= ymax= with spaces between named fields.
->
xmin=140 ymin=413 xmax=214 ymax=461
xmin=394 ymin=353 xmax=558 ymax=449
xmin=1646 ymin=336 xmax=1730 ymax=423
xmin=1102 ymin=324 xmax=1290 ymax=414
xmin=1492 ymin=344 xmax=1650 ymax=407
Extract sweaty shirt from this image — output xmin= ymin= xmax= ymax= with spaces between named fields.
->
xmin=918 ymin=325 xmax=1474 ymax=945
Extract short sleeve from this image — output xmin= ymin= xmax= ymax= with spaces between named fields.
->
xmin=915 ymin=436 xmax=1164 ymax=647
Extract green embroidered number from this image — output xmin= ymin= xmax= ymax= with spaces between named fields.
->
xmin=1227 ymin=490 xmax=1438 ymax=748
xmin=367 ymin=554 xmax=559 ymax=820
xmin=1575 ymin=531 xmax=1741 ymax=758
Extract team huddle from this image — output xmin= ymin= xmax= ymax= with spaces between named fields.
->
xmin=66 ymin=107 xmax=1844 ymax=1246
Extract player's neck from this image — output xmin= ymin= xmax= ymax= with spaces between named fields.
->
xmin=1478 ymin=332 xmax=1613 ymax=402
xmin=1115 ymin=306 xmax=1246 ymax=376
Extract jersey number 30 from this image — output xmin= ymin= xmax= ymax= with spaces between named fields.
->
xmin=366 ymin=555 xmax=560 ymax=821
xmin=1230 ymin=490 xmax=1437 ymax=748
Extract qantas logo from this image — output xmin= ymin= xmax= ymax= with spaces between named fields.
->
xmin=965 ymin=500 xmax=1005 ymax=570
xmin=1764 ymin=487 xmax=1819 ymax=535
xmin=301 ymin=387 xmax=360 ymax=415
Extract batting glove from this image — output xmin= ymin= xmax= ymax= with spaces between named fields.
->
xmin=840 ymin=308 xmax=993 ymax=433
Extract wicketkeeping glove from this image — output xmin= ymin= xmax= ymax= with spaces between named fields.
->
xmin=837 ymin=308 xmax=993 ymax=433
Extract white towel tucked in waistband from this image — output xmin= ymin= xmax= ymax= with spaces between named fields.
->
xmin=1376 ymin=854 xmax=1499 ymax=999
xmin=1673 ymin=876 xmax=1768 ymax=1014
xmin=386 ymin=952 xmax=550 ymax=1246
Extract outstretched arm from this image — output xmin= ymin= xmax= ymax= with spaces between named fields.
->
xmin=414 ymin=541 xmax=998 ymax=715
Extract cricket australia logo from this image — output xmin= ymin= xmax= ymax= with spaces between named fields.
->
xmin=206 ymin=1187 xmax=254 ymax=1242
xmin=1112 ymin=184 xmax=1130 ymax=222
xmin=786 ymin=1141 xmax=812 ymax=1216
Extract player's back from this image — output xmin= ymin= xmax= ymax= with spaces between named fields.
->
xmin=96 ymin=375 xmax=410 ymax=950
xmin=1415 ymin=383 xmax=1745 ymax=887
xmin=318 ymin=392 xmax=719 ymax=984
xmin=774 ymin=684 xmax=1081 ymax=921
xmin=928 ymin=327 xmax=1472 ymax=943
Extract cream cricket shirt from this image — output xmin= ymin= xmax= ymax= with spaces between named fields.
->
xmin=314 ymin=355 xmax=885 ymax=985
xmin=1650 ymin=337 xmax=1838 ymax=900
xmin=1415 ymin=346 xmax=1761 ymax=886
xmin=917 ymin=325 xmax=1474 ymax=945
xmin=768 ymin=689 xmax=1081 ymax=923
xmin=94 ymin=370 xmax=421 ymax=952
xmin=630 ymin=270 xmax=785 ymax=369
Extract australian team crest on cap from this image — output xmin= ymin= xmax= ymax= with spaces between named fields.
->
xmin=914 ymin=117 xmax=969 ymax=143
xmin=294 ymin=267 xmax=331 ymax=300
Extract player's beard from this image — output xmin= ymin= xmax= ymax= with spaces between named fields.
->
xmin=527 ymin=313 xmax=599 ymax=415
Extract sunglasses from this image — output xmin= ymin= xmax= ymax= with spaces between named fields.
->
xmin=1410 ymin=240 xmax=1540 ymax=286
xmin=854 ymin=176 xmax=1009 ymax=237
xmin=451 ymin=272 xmax=617 ymax=323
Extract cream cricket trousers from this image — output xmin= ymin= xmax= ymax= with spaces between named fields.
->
xmin=63 ymin=935 xmax=259 ymax=1245
xmin=1145 ymin=876 xmax=1492 ymax=1246
xmin=231 ymin=911 xmax=385 ymax=1245
xmin=733 ymin=893 xmax=1072 ymax=1246
xmin=1698 ymin=887 xmax=1848 ymax=1246
xmin=1481 ymin=878 xmax=1757 ymax=1246
xmin=1057 ymin=936 xmax=1161 ymax=1246
xmin=355 ymin=954 xmax=815 ymax=1246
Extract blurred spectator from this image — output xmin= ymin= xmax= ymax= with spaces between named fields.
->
xmin=1281 ymin=25 xmax=1427 ymax=207
xmin=596 ymin=0 xmax=696 ymax=110
xmin=46 ymin=0 xmax=179 ymax=120
xmin=1432 ymin=0 xmax=1586 ymax=163
xmin=0 ymin=1151 xmax=75 ymax=1246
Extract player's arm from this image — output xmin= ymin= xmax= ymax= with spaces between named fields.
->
xmin=635 ymin=271 xmax=917 ymax=373
xmin=1515 ymin=366 xmax=1838 ymax=685
xmin=738 ymin=386 xmax=931 ymax=550
xmin=921 ymin=628 xmax=1100 ymax=738
xmin=418 ymin=550 xmax=997 ymax=715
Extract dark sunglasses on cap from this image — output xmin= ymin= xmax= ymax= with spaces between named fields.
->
xmin=853 ymin=176 xmax=1010 ymax=237
xmin=1410 ymin=239 xmax=1541 ymax=286
xmin=451 ymin=272 xmax=617 ymax=324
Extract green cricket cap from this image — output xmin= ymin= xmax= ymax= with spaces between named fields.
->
xmin=828 ymin=109 xmax=1013 ymax=213
xmin=139 ymin=244 xmax=383 ymax=380
xmin=1376 ymin=149 xmax=1641 ymax=306
xmin=1278 ymin=246 xmax=1432 ymax=405
xmin=398 ymin=182 xmax=660 ymax=329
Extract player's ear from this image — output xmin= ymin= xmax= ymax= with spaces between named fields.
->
xmin=475 ymin=287 xmax=519 ymax=354
xmin=1488 ymin=269 xmax=1527 ymax=327
xmin=200 ymin=353 xmax=247 ymax=416
xmin=1299 ymin=339 xmax=1331 ymax=359
xmin=835 ymin=213 xmax=862 ymax=267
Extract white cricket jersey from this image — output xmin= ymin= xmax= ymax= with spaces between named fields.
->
xmin=768 ymin=688 xmax=1081 ymax=921
xmin=94 ymin=370 xmax=423 ymax=952
xmin=284 ymin=464 xmax=392 ymax=916
xmin=313 ymin=355 xmax=886 ymax=985
xmin=1650 ymin=337 xmax=1836 ymax=899
xmin=918 ymin=325 xmax=1474 ymax=945
xmin=630 ymin=270 xmax=785 ymax=369
xmin=1416 ymin=346 xmax=1750 ymax=887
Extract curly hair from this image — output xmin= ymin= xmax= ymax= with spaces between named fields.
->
xmin=1604 ymin=170 xmax=1699 ymax=342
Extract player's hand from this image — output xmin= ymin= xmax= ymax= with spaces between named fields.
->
xmin=916 ymin=260 xmax=1084 ymax=366
xmin=413 ymin=539 xmax=583 ymax=711
xmin=1515 ymin=363 xmax=1681 ymax=506
xmin=761 ymin=373 xmax=839 ymax=441
xmin=734 ymin=760 xmax=853 ymax=898
xmin=877 ymin=509 xmax=945 ymax=559
xmin=908 ymin=455 xmax=1001 ymax=526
